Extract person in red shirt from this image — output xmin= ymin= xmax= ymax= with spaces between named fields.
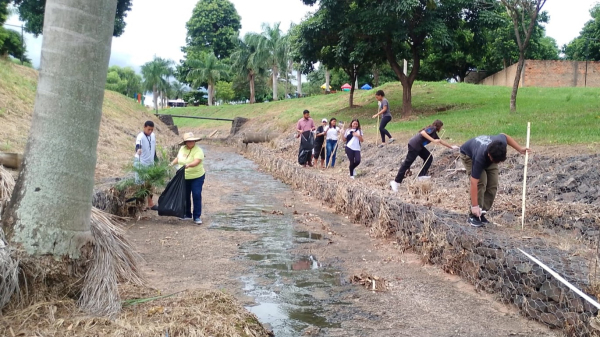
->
xmin=296 ymin=110 xmax=316 ymax=167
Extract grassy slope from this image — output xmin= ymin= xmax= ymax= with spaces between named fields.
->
xmin=0 ymin=59 xmax=179 ymax=179
xmin=173 ymin=81 xmax=600 ymax=147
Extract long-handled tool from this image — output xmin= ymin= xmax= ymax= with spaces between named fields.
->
xmin=326 ymin=121 xmax=344 ymax=169
xmin=521 ymin=122 xmax=531 ymax=230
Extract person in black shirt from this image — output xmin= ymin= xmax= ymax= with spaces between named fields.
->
xmin=390 ymin=120 xmax=459 ymax=192
xmin=460 ymin=134 xmax=530 ymax=227
xmin=313 ymin=118 xmax=328 ymax=168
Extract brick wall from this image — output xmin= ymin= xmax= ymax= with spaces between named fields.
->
xmin=480 ymin=60 xmax=600 ymax=88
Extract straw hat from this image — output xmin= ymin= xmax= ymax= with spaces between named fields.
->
xmin=179 ymin=132 xmax=202 ymax=145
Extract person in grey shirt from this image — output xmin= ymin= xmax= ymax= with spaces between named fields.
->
xmin=372 ymin=90 xmax=395 ymax=147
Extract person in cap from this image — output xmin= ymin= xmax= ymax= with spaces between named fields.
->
xmin=313 ymin=118 xmax=328 ymax=168
xmin=460 ymin=133 xmax=530 ymax=228
xmin=135 ymin=121 xmax=158 ymax=210
xmin=169 ymin=132 xmax=205 ymax=225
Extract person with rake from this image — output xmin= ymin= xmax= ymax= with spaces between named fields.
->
xmin=460 ymin=133 xmax=530 ymax=228
xmin=390 ymin=120 xmax=459 ymax=192
xmin=344 ymin=119 xmax=364 ymax=179
xmin=372 ymin=90 xmax=395 ymax=147
xmin=134 ymin=120 xmax=158 ymax=211
xmin=324 ymin=118 xmax=342 ymax=168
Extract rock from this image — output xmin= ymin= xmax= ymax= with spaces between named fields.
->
xmin=475 ymin=247 xmax=505 ymax=259
xmin=578 ymin=184 xmax=590 ymax=194
xmin=540 ymin=280 xmax=563 ymax=303
xmin=500 ymin=212 xmax=517 ymax=224
xmin=515 ymin=263 xmax=533 ymax=274
xmin=540 ymin=312 xmax=565 ymax=328
xmin=505 ymin=268 xmax=522 ymax=284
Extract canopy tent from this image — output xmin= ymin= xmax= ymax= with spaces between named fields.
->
xmin=320 ymin=83 xmax=332 ymax=90
xmin=341 ymin=83 xmax=352 ymax=91
xmin=360 ymin=84 xmax=372 ymax=90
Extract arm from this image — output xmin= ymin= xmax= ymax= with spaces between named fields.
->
xmin=185 ymin=158 xmax=202 ymax=169
xmin=372 ymin=105 xmax=388 ymax=118
xmin=353 ymin=130 xmax=364 ymax=142
xmin=501 ymin=133 xmax=529 ymax=154
xmin=170 ymin=157 xmax=178 ymax=166
xmin=469 ymin=177 xmax=481 ymax=216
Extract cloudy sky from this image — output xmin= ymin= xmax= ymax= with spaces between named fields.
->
xmin=5 ymin=0 xmax=599 ymax=71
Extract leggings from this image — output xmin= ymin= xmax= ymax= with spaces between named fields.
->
xmin=395 ymin=146 xmax=432 ymax=183
xmin=379 ymin=116 xmax=392 ymax=143
xmin=345 ymin=147 xmax=361 ymax=176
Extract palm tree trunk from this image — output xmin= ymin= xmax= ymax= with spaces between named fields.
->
xmin=297 ymin=69 xmax=302 ymax=96
xmin=325 ymin=68 xmax=330 ymax=93
xmin=208 ymin=84 xmax=214 ymax=106
xmin=249 ymin=73 xmax=256 ymax=104
xmin=272 ymin=66 xmax=279 ymax=101
xmin=153 ymin=85 xmax=158 ymax=112
xmin=3 ymin=0 xmax=119 ymax=256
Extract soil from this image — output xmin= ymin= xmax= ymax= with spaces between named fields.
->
xmin=129 ymin=146 xmax=556 ymax=337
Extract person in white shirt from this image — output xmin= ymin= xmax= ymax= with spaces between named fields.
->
xmin=324 ymin=118 xmax=341 ymax=168
xmin=344 ymin=119 xmax=364 ymax=179
xmin=135 ymin=120 xmax=157 ymax=210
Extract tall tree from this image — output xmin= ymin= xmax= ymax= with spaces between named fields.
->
xmin=249 ymin=23 xmax=288 ymax=101
xmin=2 ymin=0 xmax=119 ymax=308
xmin=105 ymin=65 xmax=143 ymax=98
xmin=186 ymin=52 xmax=229 ymax=106
xmin=498 ymin=0 xmax=547 ymax=112
xmin=230 ymin=33 xmax=263 ymax=103
xmin=564 ymin=4 xmax=600 ymax=61
xmin=11 ymin=0 xmax=131 ymax=37
xmin=184 ymin=0 xmax=241 ymax=59
xmin=141 ymin=56 xmax=173 ymax=112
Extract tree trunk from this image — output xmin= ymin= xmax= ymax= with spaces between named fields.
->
xmin=325 ymin=68 xmax=330 ymax=93
xmin=272 ymin=66 xmax=279 ymax=101
xmin=249 ymin=72 xmax=256 ymax=104
xmin=373 ymin=66 xmax=380 ymax=87
xmin=510 ymin=53 xmax=526 ymax=113
xmin=208 ymin=83 xmax=214 ymax=106
xmin=384 ymin=40 xmax=419 ymax=116
xmin=153 ymin=86 xmax=158 ymax=113
xmin=3 ymin=0 xmax=119 ymax=257
xmin=297 ymin=69 xmax=302 ymax=96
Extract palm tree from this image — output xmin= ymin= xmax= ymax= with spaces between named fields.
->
xmin=186 ymin=52 xmax=229 ymax=106
xmin=171 ymin=81 xmax=186 ymax=100
xmin=141 ymin=56 xmax=172 ymax=112
xmin=231 ymin=33 xmax=263 ymax=104
xmin=249 ymin=23 xmax=288 ymax=101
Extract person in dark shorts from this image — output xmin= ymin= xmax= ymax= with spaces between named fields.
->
xmin=460 ymin=134 xmax=530 ymax=228
xmin=313 ymin=118 xmax=327 ymax=168
xmin=372 ymin=90 xmax=395 ymax=147
xmin=390 ymin=120 xmax=459 ymax=192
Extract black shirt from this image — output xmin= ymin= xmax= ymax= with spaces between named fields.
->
xmin=460 ymin=134 xmax=508 ymax=179
xmin=315 ymin=126 xmax=325 ymax=145
xmin=408 ymin=126 xmax=439 ymax=151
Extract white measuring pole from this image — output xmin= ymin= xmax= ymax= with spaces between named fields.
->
xmin=518 ymin=249 xmax=600 ymax=310
xmin=521 ymin=122 xmax=531 ymax=230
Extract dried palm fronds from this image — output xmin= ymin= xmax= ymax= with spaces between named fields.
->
xmin=0 ymin=165 xmax=15 ymax=203
xmin=351 ymin=273 xmax=388 ymax=291
xmin=0 ymin=165 xmax=19 ymax=309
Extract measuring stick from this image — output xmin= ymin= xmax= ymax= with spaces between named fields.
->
xmin=521 ymin=122 xmax=531 ymax=230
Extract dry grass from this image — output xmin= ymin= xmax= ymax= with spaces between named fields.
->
xmin=1 ymin=289 xmax=272 ymax=337
xmin=0 ymin=165 xmax=15 ymax=203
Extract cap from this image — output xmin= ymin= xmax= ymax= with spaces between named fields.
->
xmin=322 ymin=118 xmax=328 ymax=123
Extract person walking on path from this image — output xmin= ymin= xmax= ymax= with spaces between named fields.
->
xmin=325 ymin=118 xmax=341 ymax=168
xmin=296 ymin=110 xmax=316 ymax=167
xmin=372 ymin=90 xmax=395 ymax=147
xmin=313 ymin=118 xmax=328 ymax=168
xmin=459 ymin=134 xmax=530 ymax=228
xmin=169 ymin=132 xmax=206 ymax=225
xmin=390 ymin=120 xmax=459 ymax=192
xmin=344 ymin=119 xmax=364 ymax=179
xmin=135 ymin=120 xmax=158 ymax=210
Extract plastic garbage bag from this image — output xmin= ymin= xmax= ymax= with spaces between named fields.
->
xmin=157 ymin=167 xmax=187 ymax=218
xmin=298 ymin=131 xmax=314 ymax=165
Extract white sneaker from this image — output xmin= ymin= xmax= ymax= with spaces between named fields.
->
xmin=389 ymin=138 xmax=395 ymax=143
xmin=390 ymin=181 xmax=399 ymax=192
xmin=194 ymin=218 xmax=202 ymax=225
xmin=350 ymin=175 xmax=355 ymax=179
xmin=417 ymin=176 xmax=431 ymax=181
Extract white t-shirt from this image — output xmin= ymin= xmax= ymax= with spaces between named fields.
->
xmin=345 ymin=129 xmax=363 ymax=151
xmin=135 ymin=132 xmax=156 ymax=166
xmin=325 ymin=126 xmax=340 ymax=140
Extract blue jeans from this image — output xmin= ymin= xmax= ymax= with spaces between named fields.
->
xmin=185 ymin=174 xmax=205 ymax=219
xmin=326 ymin=139 xmax=338 ymax=167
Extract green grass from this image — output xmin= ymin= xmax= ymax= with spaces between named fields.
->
xmin=166 ymin=81 xmax=600 ymax=146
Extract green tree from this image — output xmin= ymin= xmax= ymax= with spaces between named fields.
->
xmin=249 ymin=23 xmax=288 ymax=101
xmin=564 ymin=4 xmax=600 ymax=61
xmin=230 ymin=33 xmax=264 ymax=103
xmin=11 ymin=0 xmax=131 ymax=37
xmin=170 ymin=81 xmax=187 ymax=99
xmin=184 ymin=0 xmax=241 ymax=59
xmin=0 ymin=0 xmax=30 ymax=62
xmin=105 ymin=65 xmax=142 ymax=98
xmin=141 ymin=56 xmax=173 ymax=112
xmin=186 ymin=52 xmax=229 ymax=106
xmin=215 ymin=80 xmax=234 ymax=102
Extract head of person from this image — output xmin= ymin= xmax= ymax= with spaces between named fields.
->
xmin=143 ymin=120 xmax=154 ymax=136
xmin=329 ymin=118 xmax=337 ymax=128
xmin=180 ymin=132 xmax=201 ymax=149
xmin=321 ymin=118 xmax=328 ymax=126
xmin=350 ymin=119 xmax=361 ymax=130
xmin=375 ymin=90 xmax=385 ymax=101
xmin=487 ymin=141 xmax=507 ymax=163
xmin=303 ymin=110 xmax=310 ymax=120
xmin=430 ymin=119 xmax=443 ymax=132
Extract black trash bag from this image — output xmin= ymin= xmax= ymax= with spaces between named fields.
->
xmin=298 ymin=131 xmax=314 ymax=165
xmin=157 ymin=167 xmax=187 ymax=218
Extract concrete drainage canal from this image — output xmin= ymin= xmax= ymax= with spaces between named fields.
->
xmin=205 ymin=147 xmax=348 ymax=336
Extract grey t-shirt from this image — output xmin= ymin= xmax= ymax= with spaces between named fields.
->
xmin=408 ymin=126 xmax=439 ymax=151
xmin=460 ymin=134 xmax=507 ymax=179
xmin=379 ymin=98 xmax=391 ymax=118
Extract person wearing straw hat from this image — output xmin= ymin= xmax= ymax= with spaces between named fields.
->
xmin=169 ymin=132 xmax=205 ymax=225
xmin=313 ymin=118 xmax=328 ymax=168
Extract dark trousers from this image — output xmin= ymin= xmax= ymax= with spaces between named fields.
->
xmin=185 ymin=174 xmax=205 ymax=219
xmin=345 ymin=147 xmax=361 ymax=176
xmin=314 ymin=142 xmax=325 ymax=159
xmin=379 ymin=116 xmax=392 ymax=143
xmin=395 ymin=146 xmax=432 ymax=183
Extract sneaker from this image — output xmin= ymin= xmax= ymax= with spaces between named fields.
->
xmin=480 ymin=214 xmax=490 ymax=224
xmin=350 ymin=175 xmax=355 ymax=179
xmin=179 ymin=216 xmax=192 ymax=221
xmin=378 ymin=144 xmax=385 ymax=148
xmin=468 ymin=216 xmax=484 ymax=228
xmin=390 ymin=180 xmax=399 ymax=192
xmin=194 ymin=218 xmax=203 ymax=225
xmin=150 ymin=205 xmax=159 ymax=211
xmin=388 ymin=138 xmax=395 ymax=143
xmin=417 ymin=176 xmax=431 ymax=181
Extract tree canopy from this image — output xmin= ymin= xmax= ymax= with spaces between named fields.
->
xmin=564 ymin=4 xmax=600 ymax=61
xmin=105 ymin=65 xmax=143 ymax=98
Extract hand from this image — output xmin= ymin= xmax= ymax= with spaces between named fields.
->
xmin=136 ymin=149 xmax=142 ymax=155
xmin=518 ymin=147 xmax=530 ymax=155
xmin=471 ymin=206 xmax=481 ymax=217
xmin=451 ymin=145 xmax=460 ymax=150
xmin=372 ymin=114 xmax=378 ymax=118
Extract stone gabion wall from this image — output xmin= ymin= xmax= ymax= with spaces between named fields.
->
xmin=245 ymin=144 xmax=600 ymax=337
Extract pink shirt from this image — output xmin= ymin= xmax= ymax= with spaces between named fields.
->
xmin=297 ymin=117 xmax=315 ymax=132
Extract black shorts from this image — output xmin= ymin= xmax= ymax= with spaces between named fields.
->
xmin=314 ymin=143 xmax=325 ymax=159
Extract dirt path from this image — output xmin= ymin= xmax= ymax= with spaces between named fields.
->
xmin=127 ymin=146 xmax=556 ymax=337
